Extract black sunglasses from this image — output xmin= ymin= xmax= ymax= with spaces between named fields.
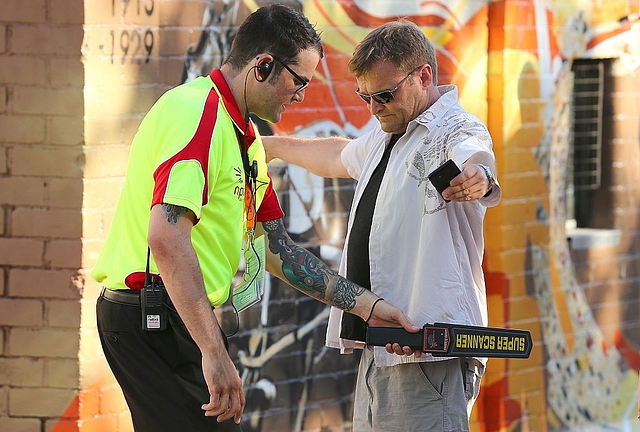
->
xmin=272 ymin=56 xmax=310 ymax=93
xmin=356 ymin=65 xmax=423 ymax=105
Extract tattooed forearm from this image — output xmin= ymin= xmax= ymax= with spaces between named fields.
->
xmin=264 ymin=219 xmax=364 ymax=311
xmin=161 ymin=204 xmax=188 ymax=225
xmin=332 ymin=278 xmax=365 ymax=311
xmin=265 ymin=219 xmax=326 ymax=294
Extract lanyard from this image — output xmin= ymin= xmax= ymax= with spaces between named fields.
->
xmin=245 ymin=176 xmax=256 ymax=232
xmin=234 ymin=125 xmax=257 ymax=235
xmin=231 ymin=123 xmax=266 ymax=314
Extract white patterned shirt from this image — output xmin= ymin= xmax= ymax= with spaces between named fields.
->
xmin=325 ymin=85 xmax=500 ymax=367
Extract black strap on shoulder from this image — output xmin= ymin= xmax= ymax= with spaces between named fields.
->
xmin=234 ymin=126 xmax=257 ymax=182
xmin=144 ymin=246 xmax=152 ymax=286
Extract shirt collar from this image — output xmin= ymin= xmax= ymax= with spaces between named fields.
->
xmin=412 ymin=84 xmax=459 ymax=131
xmin=209 ymin=69 xmax=256 ymax=144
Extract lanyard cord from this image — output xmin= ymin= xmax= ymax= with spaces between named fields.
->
xmin=235 ymin=125 xmax=258 ymax=232
xmin=235 ymin=126 xmax=257 ymax=182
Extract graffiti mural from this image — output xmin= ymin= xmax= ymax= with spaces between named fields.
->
xmin=40 ymin=1 xmax=638 ymax=431
xmin=173 ymin=0 xmax=640 ymax=431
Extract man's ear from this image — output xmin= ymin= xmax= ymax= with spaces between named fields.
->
xmin=255 ymin=61 xmax=273 ymax=82
xmin=420 ymin=64 xmax=434 ymax=87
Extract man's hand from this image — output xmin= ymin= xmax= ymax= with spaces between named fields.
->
xmin=366 ymin=300 xmax=423 ymax=358
xmin=201 ymin=351 xmax=246 ymax=423
xmin=442 ymin=163 xmax=490 ymax=202
xmin=385 ymin=342 xmax=423 ymax=358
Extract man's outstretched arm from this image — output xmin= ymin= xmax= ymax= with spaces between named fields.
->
xmin=258 ymin=218 xmax=421 ymax=338
xmin=262 ymin=135 xmax=352 ymax=179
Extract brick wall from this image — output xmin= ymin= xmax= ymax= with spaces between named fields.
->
xmin=0 ymin=0 xmax=85 ymax=430
xmin=571 ymin=64 xmax=640 ymax=349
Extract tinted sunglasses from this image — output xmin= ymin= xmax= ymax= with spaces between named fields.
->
xmin=272 ymin=56 xmax=310 ymax=93
xmin=356 ymin=65 xmax=423 ymax=105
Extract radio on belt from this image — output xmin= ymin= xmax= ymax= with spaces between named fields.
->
xmin=141 ymin=278 xmax=168 ymax=331
xmin=366 ymin=323 xmax=533 ymax=359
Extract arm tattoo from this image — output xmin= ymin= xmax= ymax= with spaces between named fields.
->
xmin=161 ymin=204 xmax=188 ymax=225
xmin=263 ymin=219 xmax=365 ymax=311
xmin=332 ymin=278 xmax=365 ymax=311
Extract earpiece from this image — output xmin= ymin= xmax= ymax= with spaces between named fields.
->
xmin=256 ymin=61 xmax=273 ymax=82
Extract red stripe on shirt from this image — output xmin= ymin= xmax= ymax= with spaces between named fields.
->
xmin=152 ymin=89 xmax=218 ymax=211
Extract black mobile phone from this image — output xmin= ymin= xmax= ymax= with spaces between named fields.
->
xmin=428 ymin=159 xmax=461 ymax=202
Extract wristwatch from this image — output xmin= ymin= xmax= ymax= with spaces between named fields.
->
xmin=477 ymin=164 xmax=495 ymax=196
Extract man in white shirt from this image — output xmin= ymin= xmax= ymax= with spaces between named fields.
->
xmin=264 ymin=19 xmax=501 ymax=432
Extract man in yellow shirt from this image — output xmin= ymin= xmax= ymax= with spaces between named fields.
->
xmin=92 ymin=5 xmax=418 ymax=431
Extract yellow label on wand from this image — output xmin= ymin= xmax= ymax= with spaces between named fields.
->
xmin=232 ymin=235 xmax=266 ymax=312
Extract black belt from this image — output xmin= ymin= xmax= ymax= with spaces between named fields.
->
xmin=101 ymin=287 xmax=140 ymax=305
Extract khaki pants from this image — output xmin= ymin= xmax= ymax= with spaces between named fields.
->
xmin=353 ymin=347 xmax=484 ymax=432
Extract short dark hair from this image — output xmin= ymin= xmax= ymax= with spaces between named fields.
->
xmin=223 ymin=4 xmax=323 ymax=76
xmin=348 ymin=19 xmax=438 ymax=85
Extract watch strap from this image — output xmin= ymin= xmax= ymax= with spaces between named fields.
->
xmin=477 ymin=164 xmax=495 ymax=187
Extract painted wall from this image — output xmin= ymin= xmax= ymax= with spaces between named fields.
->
xmin=0 ymin=0 xmax=639 ymax=431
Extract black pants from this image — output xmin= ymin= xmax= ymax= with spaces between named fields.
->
xmin=97 ymin=291 xmax=242 ymax=432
